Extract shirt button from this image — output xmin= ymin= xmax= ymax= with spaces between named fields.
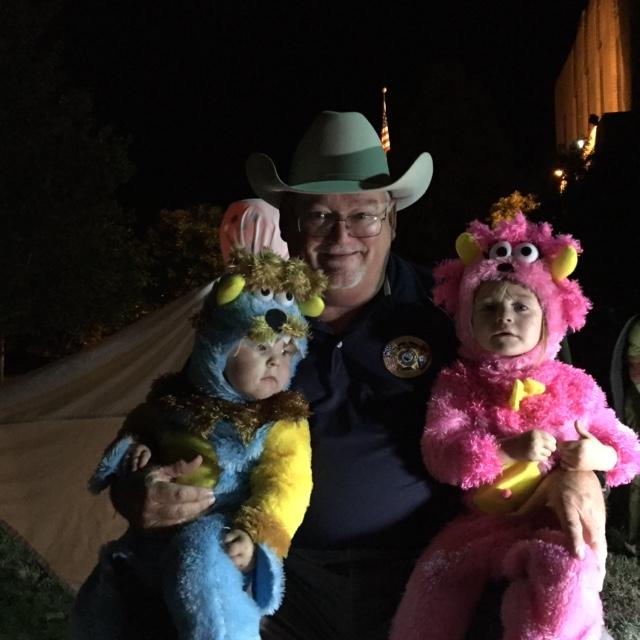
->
xmin=336 ymin=341 xmax=343 ymax=349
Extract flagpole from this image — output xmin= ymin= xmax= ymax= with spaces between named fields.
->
xmin=380 ymin=87 xmax=390 ymax=154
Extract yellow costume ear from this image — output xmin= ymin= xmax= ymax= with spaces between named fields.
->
xmin=298 ymin=296 xmax=325 ymax=318
xmin=216 ymin=274 xmax=246 ymax=305
xmin=550 ymin=246 xmax=578 ymax=282
xmin=455 ymin=232 xmax=482 ymax=266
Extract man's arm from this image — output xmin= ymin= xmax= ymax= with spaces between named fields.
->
xmin=110 ymin=455 xmax=215 ymax=530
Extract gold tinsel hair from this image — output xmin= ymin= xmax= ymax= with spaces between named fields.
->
xmin=228 ymin=248 xmax=328 ymax=300
xmin=283 ymin=258 xmax=329 ymax=300
xmin=247 ymin=317 xmax=278 ymax=344
xmin=247 ymin=314 xmax=309 ymax=343
xmin=280 ymin=316 xmax=309 ymax=339
xmin=488 ymin=191 xmax=540 ymax=229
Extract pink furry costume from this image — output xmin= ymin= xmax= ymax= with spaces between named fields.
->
xmin=391 ymin=213 xmax=640 ymax=640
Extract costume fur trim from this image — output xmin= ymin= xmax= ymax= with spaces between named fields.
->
xmin=233 ymin=505 xmax=291 ymax=558
xmin=120 ymin=372 xmax=310 ymax=444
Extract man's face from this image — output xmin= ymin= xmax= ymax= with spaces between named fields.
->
xmin=283 ymin=192 xmax=396 ymax=302
xmin=224 ymin=337 xmax=297 ymax=400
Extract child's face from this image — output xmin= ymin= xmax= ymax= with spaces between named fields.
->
xmin=471 ymin=281 xmax=543 ymax=357
xmin=224 ymin=337 xmax=298 ymax=400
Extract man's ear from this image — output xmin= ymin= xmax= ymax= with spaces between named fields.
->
xmin=388 ymin=206 xmax=398 ymax=241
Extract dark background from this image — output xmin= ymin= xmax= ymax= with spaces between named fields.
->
xmin=11 ymin=0 xmax=640 ymax=386
xmin=59 ymin=0 xmax=588 ymax=259
xmin=58 ymin=0 xmax=640 ymax=386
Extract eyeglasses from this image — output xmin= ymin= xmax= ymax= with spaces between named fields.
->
xmin=297 ymin=205 xmax=390 ymax=238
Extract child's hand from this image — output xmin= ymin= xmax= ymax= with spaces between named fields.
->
xmin=500 ymin=429 xmax=557 ymax=463
xmin=224 ymin=528 xmax=255 ymax=572
xmin=127 ymin=444 xmax=152 ymax=472
xmin=558 ymin=421 xmax=617 ymax=472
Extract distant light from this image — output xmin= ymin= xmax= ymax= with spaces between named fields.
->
xmin=559 ymin=177 xmax=567 ymax=194
xmin=576 ymin=139 xmax=585 ymax=149
xmin=582 ymin=125 xmax=597 ymax=159
xmin=553 ymin=169 xmax=564 ymax=178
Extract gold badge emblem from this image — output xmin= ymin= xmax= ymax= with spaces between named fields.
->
xmin=382 ymin=336 xmax=431 ymax=378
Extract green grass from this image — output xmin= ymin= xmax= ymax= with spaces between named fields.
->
xmin=0 ymin=524 xmax=638 ymax=639
xmin=603 ymin=552 xmax=640 ymax=639
xmin=0 ymin=525 xmax=74 ymax=640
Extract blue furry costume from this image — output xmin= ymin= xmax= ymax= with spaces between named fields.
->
xmin=72 ymin=250 xmax=327 ymax=640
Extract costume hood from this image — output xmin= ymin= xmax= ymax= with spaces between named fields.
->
xmin=433 ymin=213 xmax=591 ymax=370
xmin=187 ymin=248 xmax=327 ymax=401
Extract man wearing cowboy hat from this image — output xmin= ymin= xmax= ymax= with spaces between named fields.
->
xmin=112 ymin=111 xmax=607 ymax=639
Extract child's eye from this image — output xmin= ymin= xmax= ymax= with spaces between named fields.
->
xmin=479 ymin=303 xmax=496 ymax=313
xmin=257 ymin=344 xmax=269 ymax=352
xmin=513 ymin=303 xmax=528 ymax=312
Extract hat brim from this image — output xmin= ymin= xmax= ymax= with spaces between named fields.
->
xmin=247 ymin=152 xmax=433 ymax=211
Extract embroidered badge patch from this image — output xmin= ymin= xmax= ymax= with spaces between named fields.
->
xmin=382 ymin=336 xmax=431 ymax=378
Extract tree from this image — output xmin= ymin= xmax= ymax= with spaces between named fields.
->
xmin=144 ymin=204 xmax=224 ymax=304
xmin=0 ymin=0 xmax=148 ymax=375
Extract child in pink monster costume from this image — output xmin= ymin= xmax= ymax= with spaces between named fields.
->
xmin=391 ymin=212 xmax=640 ymax=640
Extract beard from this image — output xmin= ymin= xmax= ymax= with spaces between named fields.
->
xmin=325 ymin=265 xmax=366 ymax=290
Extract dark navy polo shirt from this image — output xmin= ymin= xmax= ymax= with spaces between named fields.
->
xmin=291 ymin=253 xmax=459 ymax=550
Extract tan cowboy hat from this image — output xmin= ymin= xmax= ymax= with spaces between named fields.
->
xmin=246 ymin=111 xmax=433 ymax=210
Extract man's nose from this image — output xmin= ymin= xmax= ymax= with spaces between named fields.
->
xmin=326 ymin=218 xmax=352 ymax=241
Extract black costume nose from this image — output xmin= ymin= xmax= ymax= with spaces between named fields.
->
xmin=497 ymin=262 xmax=514 ymax=273
xmin=265 ymin=308 xmax=287 ymax=332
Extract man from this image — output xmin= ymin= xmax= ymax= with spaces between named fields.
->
xmin=113 ymin=111 xmax=606 ymax=639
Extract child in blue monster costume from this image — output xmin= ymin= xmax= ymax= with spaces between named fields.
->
xmin=72 ymin=248 xmax=327 ymax=640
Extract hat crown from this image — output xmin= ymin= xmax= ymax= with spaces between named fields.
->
xmin=288 ymin=111 xmax=390 ymax=186
xmin=246 ymin=110 xmax=433 ymax=210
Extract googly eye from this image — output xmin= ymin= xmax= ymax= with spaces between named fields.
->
xmin=513 ymin=242 xmax=539 ymax=263
xmin=275 ymin=291 xmax=295 ymax=307
xmin=489 ymin=241 xmax=512 ymax=259
xmin=254 ymin=288 xmax=274 ymax=302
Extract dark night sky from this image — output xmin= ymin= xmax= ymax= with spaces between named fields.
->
xmin=59 ymin=1 xmax=587 ymax=230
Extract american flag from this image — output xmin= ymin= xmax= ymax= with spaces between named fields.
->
xmin=380 ymin=87 xmax=390 ymax=154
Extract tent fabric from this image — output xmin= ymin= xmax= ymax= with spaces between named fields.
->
xmin=0 ymin=285 xmax=211 ymax=590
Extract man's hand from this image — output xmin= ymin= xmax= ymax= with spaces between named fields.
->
xmin=224 ymin=528 xmax=255 ymax=573
xmin=110 ymin=455 xmax=216 ymax=531
xmin=516 ymin=468 xmax=607 ymax=583
xmin=558 ymin=421 xmax=617 ymax=472
xmin=500 ymin=429 xmax=557 ymax=463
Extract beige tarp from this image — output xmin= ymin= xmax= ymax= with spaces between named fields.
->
xmin=0 ymin=285 xmax=211 ymax=590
